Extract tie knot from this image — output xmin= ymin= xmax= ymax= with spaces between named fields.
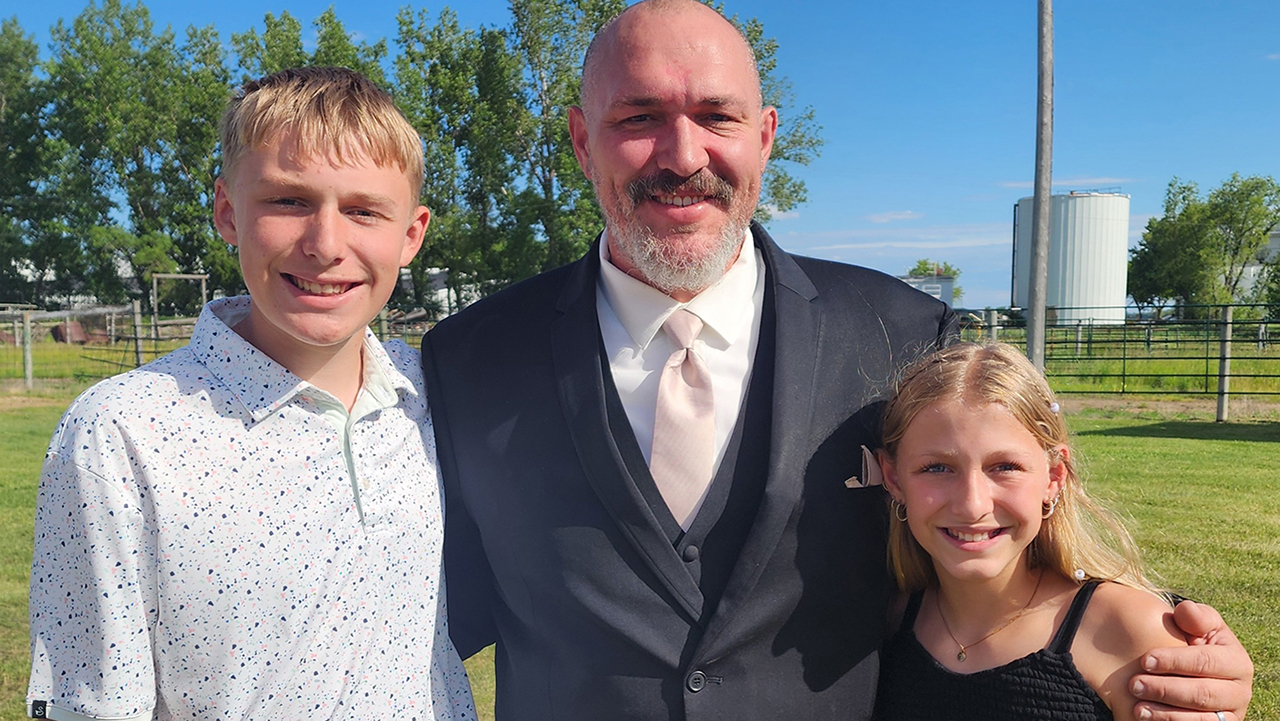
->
xmin=663 ymin=308 xmax=703 ymax=349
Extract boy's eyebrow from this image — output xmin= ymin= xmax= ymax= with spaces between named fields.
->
xmin=256 ymin=177 xmax=402 ymax=209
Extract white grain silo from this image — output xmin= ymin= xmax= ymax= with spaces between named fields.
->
xmin=1011 ymin=192 xmax=1129 ymax=324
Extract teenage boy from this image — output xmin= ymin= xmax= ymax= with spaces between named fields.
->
xmin=28 ymin=67 xmax=475 ymax=720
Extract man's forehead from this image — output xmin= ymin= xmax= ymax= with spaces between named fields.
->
xmin=583 ymin=1 xmax=761 ymax=111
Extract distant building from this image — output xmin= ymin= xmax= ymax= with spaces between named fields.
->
xmin=900 ymin=273 xmax=956 ymax=307
xmin=1238 ymin=227 xmax=1280 ymax=297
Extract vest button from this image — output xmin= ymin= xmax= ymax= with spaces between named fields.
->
xmin=682 ymin=544 xmax=700 ymax=562
xmin=687 ymin=670 xmax=707 ymax=692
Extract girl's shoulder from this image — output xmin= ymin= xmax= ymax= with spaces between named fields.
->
xmin=1071 ymin=581 xmax=1188 ymax=721
xmin=1080 ymin=582 xmax=1186 ymax=650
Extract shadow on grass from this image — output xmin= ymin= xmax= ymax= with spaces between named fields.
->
xmin=1077 ymin=421 xmax=1280 ymax=443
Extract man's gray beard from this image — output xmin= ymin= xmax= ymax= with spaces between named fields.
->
xmin=608 ymin=217 xmax=747 ymax=296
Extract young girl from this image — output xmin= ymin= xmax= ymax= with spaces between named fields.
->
xmin=873 ymin=342 xmax=1186 ymax=721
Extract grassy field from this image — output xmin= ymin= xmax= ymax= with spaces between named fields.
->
xmin=0 ymin=392 xmax=1276 ymax=720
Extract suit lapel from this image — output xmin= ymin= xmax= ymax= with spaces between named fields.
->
xmin=697 ymin=223 xmax=822 ymax=652
xmin=550 ymin=240 xmax=705 ymax=622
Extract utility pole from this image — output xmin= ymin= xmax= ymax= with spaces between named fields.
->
xmin=1027 ymin=0 xmax=1054 ymax=371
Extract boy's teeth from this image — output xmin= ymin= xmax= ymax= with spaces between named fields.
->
xmin=292 ymin=277 xmax=350 ymax=295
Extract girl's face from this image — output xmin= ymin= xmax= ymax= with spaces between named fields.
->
xmin=881 ymin=398 xmax=1067 ymax=586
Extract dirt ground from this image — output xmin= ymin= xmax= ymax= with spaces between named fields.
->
xmin=1059 ymin=394 xmax=1280 ymax=422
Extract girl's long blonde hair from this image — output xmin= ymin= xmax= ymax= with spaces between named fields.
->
xmin=879 ymin=342 xmax=1164 ymax=596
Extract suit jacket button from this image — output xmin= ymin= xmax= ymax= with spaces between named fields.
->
xmin=687 ymin=670 xmax=707 ymax=692
xmin=682 ymin=545 xmax=700 ymax=562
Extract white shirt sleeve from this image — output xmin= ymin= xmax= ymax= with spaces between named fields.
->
xmin=28 ymin=430 xmax=158 ymax=720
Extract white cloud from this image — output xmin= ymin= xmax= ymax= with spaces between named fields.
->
xmin=867 ymin=210 xmax=923 ymax=224
xmin=804 ymin=222 xmax=1010 ymax=252
xmin=760 ymin=204 xmax=800 ymax=220
xmin=1267 ymin=53 xmax=1280 ymax=60
xmin=999 ymin=177 xmax=1135 ymax=190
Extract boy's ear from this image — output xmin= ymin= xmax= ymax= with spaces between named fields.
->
xmin=213 ymin=177 xmax=238 ymax=247
xmin=399 ymin=205 xmax=430 ymax=267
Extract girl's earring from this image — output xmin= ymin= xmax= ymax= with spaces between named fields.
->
xmin=1042 ymin=496 xmax=1059 ymax=519
xmin=891 ymin=497 xmax=908 ymax=522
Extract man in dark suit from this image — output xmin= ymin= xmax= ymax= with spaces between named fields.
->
xmin=423 ymin=1 xmax=1253 ymax=719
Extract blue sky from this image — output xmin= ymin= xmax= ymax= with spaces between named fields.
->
xmin=8 ymin=0 xmax=1279 ymax=308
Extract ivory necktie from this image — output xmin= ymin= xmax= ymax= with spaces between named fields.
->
xmin=649 ymin=308 xmax=715 ymax=529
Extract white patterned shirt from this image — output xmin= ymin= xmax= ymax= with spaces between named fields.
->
xmin=28 ymin=297 xmax=475 ymax=721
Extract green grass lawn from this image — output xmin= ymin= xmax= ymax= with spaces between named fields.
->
xmin=1 ymin=395 xmax=1276 ymax=720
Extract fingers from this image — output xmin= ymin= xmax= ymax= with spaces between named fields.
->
xmin=1131 ymin=670 xmax=1251 ymax=718
xmin=1131 ymin=703 xmax=1236 ymax=721
xmin=1171 ymin=600 xmax=1230 ymax=643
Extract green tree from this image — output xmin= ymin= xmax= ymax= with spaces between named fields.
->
xmin=38 ymin=0 xmax=231 ymax=311
xmin=507 ymin=0 xmax=620 ymax=271
xmin=908 ymin=259 xmax=963 ymax=302
xmin=1129 ymin=176 xmax=1280 ymax=316
xmin=725 ymin=11 xmax=823 ymax=221
xmin=0 ymin=17 xmax=44 ymax=302
xmin=1206 ymin=173 xmax=1280 ymax=303
xmin=233 ymin=10 xmax=388 ymax=83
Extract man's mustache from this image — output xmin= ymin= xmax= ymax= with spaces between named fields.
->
xmin=626 ymin=170 xmax=734 ymax=205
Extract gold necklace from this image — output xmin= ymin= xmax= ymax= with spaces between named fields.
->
xmin=935 ymin=569 xmax=1045 ymax=662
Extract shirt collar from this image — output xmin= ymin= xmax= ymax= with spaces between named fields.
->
xmin=190 ymin=296 xmax=415 ymax=423
xmin=597 ymin=228 xmax=759 ymax=349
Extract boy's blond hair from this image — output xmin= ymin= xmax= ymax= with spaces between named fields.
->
xmin=219 ymin=66 xmax=424 ymax=199
xmin=879 ymin=342 xmax=1165 ymax=597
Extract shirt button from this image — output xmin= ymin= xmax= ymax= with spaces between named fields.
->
xmin=682 ymin=545 xmax=700 ymax=562
xmin=687 ymin=670 xmax=707 ymax=693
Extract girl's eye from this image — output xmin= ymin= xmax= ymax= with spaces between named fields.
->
xmin=992 ymin=461 xmax=1024 ymax=473
xmin=919 ymin=463 xmax=949 ymax=474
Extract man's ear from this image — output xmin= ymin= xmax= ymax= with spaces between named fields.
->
xmin=213 ymin=177 xmax=238 ymax=247
xmin=568 ymin=106 xmax=592 ymax=179
xmin=758 ymin=105 xmax=779 ymax=166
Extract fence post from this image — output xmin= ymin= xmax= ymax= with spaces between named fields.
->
xmin=132 ymin=300 xmax=145 ymax=368
xmin=986 ymin=309 xmax=998 ymax=342
xmin=22 ymin=311 xmax=34 ymax=390
xmin=378 ymin=308 xmax=388 ymax=341
xmin=1075 ymin=321 xmax=1082 ymax=356
xmin=1216 ymin=305 xmax=1232 ymax=422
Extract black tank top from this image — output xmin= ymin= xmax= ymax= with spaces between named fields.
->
xmin=875 ymin=581 xmax=1112 ymax=721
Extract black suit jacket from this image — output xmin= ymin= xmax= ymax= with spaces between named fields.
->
xmin=422 ymin=223 xmax=958 ymax=720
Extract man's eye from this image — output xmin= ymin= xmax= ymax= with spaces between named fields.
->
xmin=919 ymin=463 xmax=949 ymax=474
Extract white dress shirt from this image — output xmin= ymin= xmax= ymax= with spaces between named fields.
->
xmin=596 ymin=231 xmax=767 ymax=504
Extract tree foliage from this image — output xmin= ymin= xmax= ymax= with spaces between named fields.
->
xmin=2 ymin=0 xmax=823 ymax=313
xmin=907 ymin=259 xmax=963 ymax=302
xmin=1129 ymin=176 xmax=1280 ymax=315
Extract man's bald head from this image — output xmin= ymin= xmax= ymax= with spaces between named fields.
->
xmin=580 ymin=0 xmax=763 ymax=115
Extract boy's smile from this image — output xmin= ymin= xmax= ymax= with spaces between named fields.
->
xmin=213 ymin=134 xmax=429 ymax=381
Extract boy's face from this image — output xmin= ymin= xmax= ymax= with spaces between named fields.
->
xmin=213 ymin=134 xmax=428 ymax=369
